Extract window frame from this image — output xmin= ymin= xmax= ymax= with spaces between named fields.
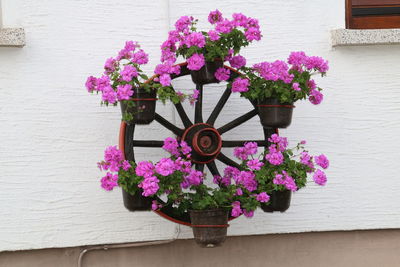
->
xmin=346 ymin=0 xmax=400 ymax=29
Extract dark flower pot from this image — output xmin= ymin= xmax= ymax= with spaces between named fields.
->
xmin=122 ymin=189 xmax=152 ymax=212
xmin=190 ymin=60 xmax=223 ymax=85
xmin=261 ymin=190 xmax=292 ymax=213
xmin=189 ymin=209 xmax=229 ymax=248
xmin=120 ymin=88 xmax=156 ymax=125
xmin=257 ymin=98 xmax=294 ymax=128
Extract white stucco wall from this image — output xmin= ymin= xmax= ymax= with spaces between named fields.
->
xmin=1 ymin=0 xmax=400 ymax=252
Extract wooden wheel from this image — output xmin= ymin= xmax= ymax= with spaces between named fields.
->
xmin=119 ymin=62 xmax=277 ymax=226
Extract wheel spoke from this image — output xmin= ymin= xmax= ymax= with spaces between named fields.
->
xmin=195 ymin=163 xmax=205 ymax=172
xmin=194 ymin=84 xmax=203 ymax=123
xmin=171 ymin=64 xmax=190 ymax=79
xmin=168 ymin=86 xmax=192 ymax=128
xmin=124 ymin=124 xmax=136 ymax=161
xmin=206 ymin=87 xmax=231 ymax=126
xmin=132 ymin=140 xmax=164 ymax=147
xmin=155 ymin=113 xmax=184 ymax=136
xmin=222 ymin=140 xmax=268 ymax=147
xmin=206 ymin=161 xmax=220 ymax=177
xmin=263 ymin=128 xmax=276 ymax=148
xmin=175 ymin=102 xmax=192 ymax=128
xmin=217 ymin=109 xmax=258 ymax=134
xmin=216 ymin=153 xmax=241 ymax=169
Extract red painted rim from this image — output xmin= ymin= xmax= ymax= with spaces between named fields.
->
xmin=153 ymin=210 xmax=192 ymax=226
xmin=119 ymin=121 xmax=127 ymax=156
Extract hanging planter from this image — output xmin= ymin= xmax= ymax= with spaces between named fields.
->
xmin=190 ymin=209 xmax=229 ymax=248
xmin=122 ymin=189 xmax=153 ymax=212
xmin=85 ymin=41 xmax=186 ymax=125
xmin=260 ymin=190 xmax=292 ymax=213
xmin=257 ymin=98 xmax=294 ymax=129
xmin=120 ymin=88 xmax=157 ymax=125
xmin=190 ymin=59 xmax=223 ymax=85
xmin=227 ymin=51 xmax=328 ymax=130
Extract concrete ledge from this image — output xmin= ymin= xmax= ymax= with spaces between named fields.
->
xmin=331 ymin=28 xmax=400 ymax=47
xmin=0 ymin=28 xmax=25 ymax=47
xmin=1 ymin=230 xmax=400 ymax=267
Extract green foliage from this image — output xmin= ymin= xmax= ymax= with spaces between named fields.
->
xmin=156 ymin=85 xmax=184 ymax=104
xmin=236 ymin=66 xmax=325 ymax=104
xmin=254 ymin=145 xmax=312 ymax=194
xmin=176 ymin=27 xmax=249 ymax=62
xmin=117 ymin=161 xmax=143 ymax=195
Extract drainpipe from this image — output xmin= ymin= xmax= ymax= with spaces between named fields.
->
xmin=77 ymin=225 xmax=180 ymax=267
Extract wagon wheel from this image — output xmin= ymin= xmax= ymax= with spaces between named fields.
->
xmin=119 ymin=62 xmax=277 ymax=226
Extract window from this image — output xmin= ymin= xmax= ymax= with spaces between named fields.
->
xmin=0 ymin=0 xmax=25 ymax=47
xmin=0 ymin=0 xmax=2 ymax=28
xmin=346 ymin=0 xmax=400 ymax=29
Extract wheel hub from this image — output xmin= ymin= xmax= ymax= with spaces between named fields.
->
xmin=199 ymin=136 xmax=212 ymax=149
xmin=181 ymin=123 xmax=222 ymax=164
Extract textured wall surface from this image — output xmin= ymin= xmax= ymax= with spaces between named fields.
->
xmin=1 ymin=0 xmax=400 ymax=252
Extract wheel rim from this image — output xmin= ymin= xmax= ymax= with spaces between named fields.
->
xmin=119 ymin=62 xmax=278 ymax=225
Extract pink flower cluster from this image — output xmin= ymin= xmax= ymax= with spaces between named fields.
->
xmin=247 ymin=51 xmax=329 ymax=105
xmin=158 ymin=11 xmax=260 ymax=75
xmin=265 ymin=134 xmax=288 ymax=166
xmin=97 ymin=146 xmax=131 ymax=191
xmin=273 ymin=171 xmax=298 ymax=192
xmin=134 ymin=160 xmax=160 ymax=197
xmin=300 ymin=151 xmax=314 ymax=170
xmin=253 ymin=60 xmax=294 ymax=84
xmin=309 ymin=89 xmax=324 ymax=105
xmin=288 ymin=51 xmax=329 ymax=105
xmin=229 ymin=55 xmax=246 ymax=69
xmin=100 ymin=173 xmax=119 ymax=191
xmin=231 ymin=77 xmax=250 ymax=92
xmin=256 ymin=192 xmax=270 ymax=203
xmin=231 ymin=201 xmax=254 ymax=218
xmin=120 ymin=65 xmax=138 ymax=82
xmin=231 ymin=201 xmax=242 ymax=217
xmin=222 ymin=166 xmax=258 ymax=192
xmin=299 ymin=150 xmax=329 ymax=186
xmin=133 ymin=137 xmax=199 ymax=196
xmin=310 ymin=154 xmax=329 ymax=186
xmin=139 ymin=175 xmax=160 ymax=197
xmin=232 ymin=134 xmax=330 ymax=192
xmin=162 ymin=137 xmax=192 ymax=158
xmin=288 ymin=51 xmax=329 ymax=73
xmin=187 ymin=53 xmax=205 ymax=71
xmin=247 ymin=159 xmax=264 ymax=170
xmin=215 ymin=67 xmax=230 ymax=81
xmin=154 ymin=61 xmax=181 ymax=86
xmin=233 ymin=142 xmax=258 ymax=160
xmin=209 ymin=11 xmax=262 ymax=42
xmin=181 ymin=169 xmax=204 ymax=189
xmin=85 ymin=41 xmax=150 ymax=104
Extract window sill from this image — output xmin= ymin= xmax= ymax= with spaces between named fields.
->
xmin=331 ymin=28 xmax=400 ymax=47
xmin=0 ymin=28 xmax=25 ymax=47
